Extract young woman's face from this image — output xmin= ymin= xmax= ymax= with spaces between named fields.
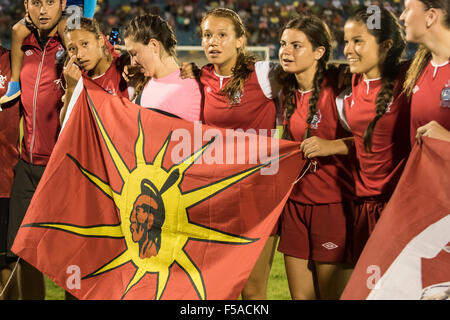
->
xmin=65 ymin=29 xmax=105 ymax=72
xmin=279 ymin=28 xmax=323 ymax=75
xmin=400 ymin=0 xmax=428 ymax=43
xmin=201 ymin=16 xmax=244 ymax=74
xmin=124 ymin=37 xmax=156 ymax=77
xmin=344 ymin=20 xmax=382 ymax=79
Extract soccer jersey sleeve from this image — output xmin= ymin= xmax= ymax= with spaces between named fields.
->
xmin=254 ymin=61 xmax=283 ymax=100
xmin=335 ymin=86 xmax=352 ymax=132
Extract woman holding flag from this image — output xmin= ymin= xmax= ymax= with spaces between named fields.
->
xmin=60 ymin=17 xmax=129 ymax=126
xmin=400 ymin=0 xmax=450 ymax=143
xmin=276 ymin=15 xmax=356 ymax=300
xmin=197 ymin=8 xmax=283 ymax=300
xmin=312 ymin=6 xmax=411 ymax=266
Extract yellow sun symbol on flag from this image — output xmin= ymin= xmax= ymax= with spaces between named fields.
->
xmin=25 ymin=94 xmax=278 ymax=300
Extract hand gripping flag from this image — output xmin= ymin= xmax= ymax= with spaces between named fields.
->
xmin=12 ymin=78 xmax=304 ymax=300
xmin=341 ymin=137 xmax=450 ymax=300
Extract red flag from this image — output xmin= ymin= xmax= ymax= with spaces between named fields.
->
xmin=341 ymin=137 xmax=450 ymax=300
xmin=12 ymin=78 xmax=304 ymax=300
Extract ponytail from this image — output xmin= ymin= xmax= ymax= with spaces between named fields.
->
xmin=403 ymin=45 xmax=431 ymax=97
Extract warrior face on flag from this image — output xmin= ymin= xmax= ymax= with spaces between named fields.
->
xmin=130 ymin=180 xmax=166 ymax=259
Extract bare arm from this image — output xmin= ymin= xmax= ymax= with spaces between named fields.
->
xmin=60 ymin=87 xmax=74 ymax=125
xmin=300 ymin=136 xmax=354 ymax=159
xmin=416 ymin=120 xmax=450 ymax=143
xmin=60 ymin=55 xmax=81 ymax=126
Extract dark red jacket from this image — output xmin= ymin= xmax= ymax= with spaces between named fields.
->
xmin=0 ymin=47 xmax=20 ymax=197
xmin=20 ymin=32 xmax=65 ymax=166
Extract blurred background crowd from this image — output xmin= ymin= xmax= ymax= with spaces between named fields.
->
xmin=0 ymin=0 xmax=417 ymax=61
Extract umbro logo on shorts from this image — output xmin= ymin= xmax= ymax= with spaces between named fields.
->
xmin=322 ymin=242 xmax=339 ymax=250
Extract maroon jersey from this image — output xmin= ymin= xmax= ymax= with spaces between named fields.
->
xmin=287 ymin=73 xmax=355 ymax=204
xmin=89 ymin=58 xmax=129 ymax=99
xmin=343 ymin=63 xmax=411 ymax=198
xmin=0 ymin=47 xmax=20 ymax=197
xmin=200 ymin=62 xmax=279 ymax=131
xmin=410 ymin=60 xmax=450 ymax=145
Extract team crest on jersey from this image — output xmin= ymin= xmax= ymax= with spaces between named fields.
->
xmin=413 ymin=85 xmax=420 ymax=94
xmin=385 ymin=99 xmax=394 ymax=113
xmin=441 ymin=83 xmax=450 ymax=108
xmin=0 ymin=74 xmax=6 ymax=89
xmin=25 ymin=50 xmax=33 ymax=56
xmin=230 ymin=89 xmax=243 ymax=105
xmin=310 ymin=110 xmax=322 ymax=129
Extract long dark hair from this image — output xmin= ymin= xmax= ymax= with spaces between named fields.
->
xmin=349 ymin=6 xmax=406 ymax=152
xmin=403 ymin=0 xmax=450 ymax=97
xmin=279 ymin=15 xmax=333 ymax=140
xmin=201 ymin=8 xmax=258 ymax=105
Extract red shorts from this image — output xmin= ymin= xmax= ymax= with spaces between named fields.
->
xmin=350 ymin=198 xmax=387 ymax=264
xmin=278 ymin=200 xmax=355 ymax=263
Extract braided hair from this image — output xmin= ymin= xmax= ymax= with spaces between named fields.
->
xmin=349 ymin=7 xmax=406 ymax=152
xmin=278 ymin=15 xmax=333 ymax=140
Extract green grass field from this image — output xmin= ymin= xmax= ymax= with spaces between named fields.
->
xmin=44 ymin=249 xmax=291 ymax=300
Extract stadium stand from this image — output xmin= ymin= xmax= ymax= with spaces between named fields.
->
xmin=0 ymin=0 xmax=417 ymax=60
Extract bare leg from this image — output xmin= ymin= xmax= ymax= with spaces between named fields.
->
xmin=0 ymin=266 xmax=20 ymax=300
xmin=240 ymin=235 xmax=278 ymax=300
xmin=10 ymin=22 xmax=31 ymax=83
xmin=284 ymin=255 xmax=318 ymax=300
xmin=19 ymin=260 xmax=45 ymax=300
xmin=315 ymin=262 xmax=353 ymax=300
xmin=0 ymin=21 xmax=30 ymax=104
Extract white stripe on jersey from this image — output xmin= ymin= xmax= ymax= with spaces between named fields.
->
xmin=335 ymin=86 xmax=352 ymax=132
xmin=254 ymin=61 xmax=283 ymax=100
xmin=60 ymin=77 xmax=84 ymax=136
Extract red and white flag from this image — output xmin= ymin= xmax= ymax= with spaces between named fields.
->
xmin=341 ymin=137 xmax=450 ymax=300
